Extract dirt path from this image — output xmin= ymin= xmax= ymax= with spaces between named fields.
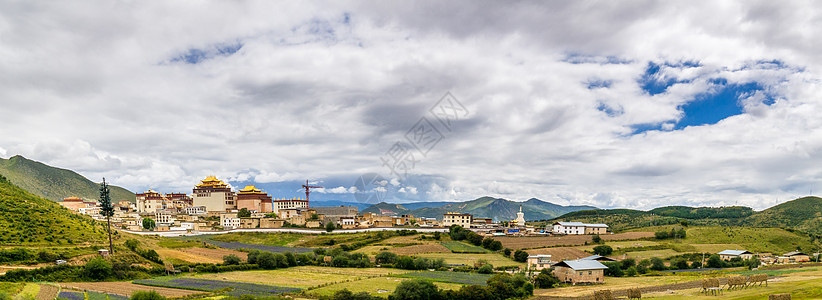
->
xmin=35 ymin=284 xmax=60 ymax=300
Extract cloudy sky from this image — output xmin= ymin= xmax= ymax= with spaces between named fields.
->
xmin=1 ymin=1 xmax=821 ymax=210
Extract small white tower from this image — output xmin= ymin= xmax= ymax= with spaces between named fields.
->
xmin=514 ymin=205 xmax=526 ymax=225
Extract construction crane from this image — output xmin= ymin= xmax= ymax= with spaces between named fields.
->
xmin=301 ymin=180 xmax=323 ymax=208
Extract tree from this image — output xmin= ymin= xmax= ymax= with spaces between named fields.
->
xmin=142 ymin=218 xmax=156 ymax=231
xmin=478 ymin=264 xmax=494 ymax=274
xmin=621 ymin=258 xmax=636 ymax=270
xmin=489 ymin=240 xmax=503 ymax=251
xmin=592 ymin=245 xmax=613 ymax=256
xmin=99 ymin=178 xmax=115 ymax=254
xmin=533 ymin=269 xmax=560 ymax=288
xmin=85 ymin=258 xmax=112 ymax=280
xmin=706 ymin=254 xmax=723 ymax=268
xmin=592 ymin=234 xmax=602 ymax=244
xmin=513 ymin=250 xmax=529 ymax=262
xmin=325 ymin=221 xmax=336 ymax=232
xmin=603 ymin=262 xmax=623 ymax=277
xmin=130 ymin=291 xmax=166 ymax=300
xmin=376 ymin=252 xmax=398 ymax=265
xmin=390 ymin=278 xmax=441 ymax=300
xmin=650 ymin=257 xmax=666 ymax=271
xmin=504 ymin=248 xmax=513 ymax=256
xmin=237 ymin=208 xmax=251 ymax=218
xmin=672 ymin=258 xmax=689 ymax=270
xmin=223 ymin=254 xmax=241 ymax=265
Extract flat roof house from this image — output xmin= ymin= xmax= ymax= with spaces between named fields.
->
xmin=527 ymin=255 xmax=552 ymax=271
xmin=552 ymin=260 xmax=608 ymax=285
xmin=718 ymin=250 xmax=754 ymax=261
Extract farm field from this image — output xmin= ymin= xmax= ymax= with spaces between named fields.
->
xmin=414 ymin=253 xmax=522 ymax=268
xmin=308 ymin=276 xmax=464 ymax=297
xmin=59 ymin=282 xmax=205 ymax=298
xmin=395 ymin=271 xmax=491 ymax=285
xmin=191 ymin=266 xmax=403 ymax=288
xmin=440 ymin=242 xmax=488 ymax=253
xmin=493 ymin=232 xmax=654 ymax=249
xmin=628 ymin=226 xmax=815 ymax=254
xmin=689 ymin=243 xmax=745 ymax=253
xmin=525 ymin=247 xmax=590 ymax=261
xmin=155 ymin=247 xmax=248 ymax=264
xmin=576 ymin=240 xmax=662 ymax=252
xmin=624 ymin=249 xmax=680 ymax=260
xmin=133 ymin=278 xmax=299 ymax=297
xmin=644 ymin=267 xmax=822 ymax=299
xmin=388 ymin=244 xmax=451 ymax=255
xmin=36 ymin=284 xmax=60 ymax=300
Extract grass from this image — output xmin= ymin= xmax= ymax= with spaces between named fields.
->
xmin=190 ymin=266 xmax=405 ymax=289
xmin=633 ymin=226 xmax=817 ymax=254
xmin=208 ymin=232 xmax=306 ymax=247
xmin=18 ymin=283 xmax=40 ymax=299
xmin=440 ymin=242 xmax=488 ymax=253
xmin=0 ymin=282 xmax=23 ymax=295
xmin=393 ymin=271 xmax=491 ymax=285
xmin=413 ymin=253 xmax=523 ymax=268
xmin=624 ymin=249 xmax=680 ymax=260
xmin=308 ymin=277 xmax=464 ymax=298
xmin=157 ymin=238 xmax=202 ymax=249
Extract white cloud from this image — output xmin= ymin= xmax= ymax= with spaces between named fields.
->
xmin=0 ymin=2 xmax=820 ymax=210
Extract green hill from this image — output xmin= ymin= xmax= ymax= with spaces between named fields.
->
xmin=0 ymin=174 xmax=110 ymax=245
xmin=363 ymin=197 xmax=596 ymax=221
xmin=0 ymin=155 xmax=134 ymax=203
xmin=743 ymin=196 xmax=822 ymax=235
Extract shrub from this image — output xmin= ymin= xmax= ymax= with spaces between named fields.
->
xmin=504 ymin=248 xmax=512 ymax=256
xmin=390 ymin=279 xmax=440 ymax=300
xmin=478 ymin=265 xmax=494 ymax=274
xmin=223 ymin=255 xmax=241 ymax=265
xmin=533 ymin=269 xmax=559 ymax=288
xmin=592 ymin=245 xmax=613 ymax=256
xmin=130 ymin=291 xmax=165 ymax=300
xmin=513 ymin=250 xmax=528 ymax=263
xmin=84 ymin=258 xmax=112 ymax=280
xmin=650 ymin=257 xmax=666 ymax=271
xmin=603 ymin=262 xmax=623 ymax=277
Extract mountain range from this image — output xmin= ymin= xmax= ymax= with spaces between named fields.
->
xmin=362 ymin=196 xmax=597 ymax=221
xmin=0 ymin=155 xmax=134 ymax=202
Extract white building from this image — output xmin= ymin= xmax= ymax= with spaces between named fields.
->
xmin=552 ymin=221 xmax=609 ymax=235
xmin=442 ymin=212 xmax=473 ymax=228
xmin=184 ymin=206 xmax=207 ymax=215
xmin=222 ymin=217 xmax=240 ymax=229
xmin=192 ymin=176 xmax=236 ymax=212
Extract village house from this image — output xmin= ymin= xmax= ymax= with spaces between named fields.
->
xmin=552 ymin=260 xmax=608 ymax=284
xmin=718 ymin=250 xmax=754 ymax=261
xmin=442 ymin=212 xmax=473 ymax=228
xmin=235 ymin=185 xmax=273 ymax=213
xmin=552 ymin=221 xmax=609 ymax=235
xmin=526 ymin=255 xmax=552 ymax=271
xmin=779 ymin=251 xmax=811 ymax=263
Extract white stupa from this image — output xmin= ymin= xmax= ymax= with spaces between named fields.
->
xmin=514 ymin=205 xmax=525 ymax=225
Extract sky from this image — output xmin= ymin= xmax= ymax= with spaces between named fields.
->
xmin=1 ymin=1 xmax=822 ymax=210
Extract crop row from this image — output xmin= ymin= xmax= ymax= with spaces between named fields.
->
xmin=133 ymin=278 xmax=300 ymax=296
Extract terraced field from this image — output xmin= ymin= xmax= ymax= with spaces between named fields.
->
xmin=133 ymin=278 xmax=299 ymax=297
xmin=191 ymin=266 xmax=404 ymax=288
xmin=60 ymin=282 xmax=204 ymax=298
xmin=308 ymin=276 xmax=464 ymax=297
xmin=440 ymin=242 xmax=488 ymax=253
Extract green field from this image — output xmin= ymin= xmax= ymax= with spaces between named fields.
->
xmin=440 ymin=242 xmax=488 ymax=253
xmin=191 ymin=266 xmax=405 ymax=288
xmin=414 ymin=253 xmax=522 ymax=268
xmin=624 ymin=249 xmax=680 ymax=260
xmin=207 ymin=232 xmax=306 ymax=247
xmin=308 ymin=276 xmax=464 ymax=297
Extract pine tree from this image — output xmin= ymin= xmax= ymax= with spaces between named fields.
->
xmin=99 ymin=178 xmax=115 ymax=254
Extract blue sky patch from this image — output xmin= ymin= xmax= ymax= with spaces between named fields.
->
xmin=631 ymin=78 xmax=772 ymax=134
xmin=638 ymin=61 xmax=700 ymax=96
xmin=171 ymin=41 xmax=244 ymax=64
xmin=597 ymin=102 xmax=622 ymax=117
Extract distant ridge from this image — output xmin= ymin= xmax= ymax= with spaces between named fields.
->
xmin=553 ymin=196 xmax=822 ymax=235
xmin=0 ymin=155 xmax=134 ymax=202
xmin=362 ymin=196 xmax=596 ymax=221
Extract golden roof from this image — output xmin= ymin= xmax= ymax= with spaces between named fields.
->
xmin=195 ymin=175 xmax=228 ymax=188
xmin=238 ymin=185 xmax=264 ymax=194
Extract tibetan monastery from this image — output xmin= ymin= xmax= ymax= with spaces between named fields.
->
xmin=193 ymin=176 xmax=236 ymax=212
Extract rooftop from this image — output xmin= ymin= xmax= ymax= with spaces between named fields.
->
xmin=553 ymin=259 xmax=608 ymax=271
xmin=718 ymin=250 xmax=752 ymax=256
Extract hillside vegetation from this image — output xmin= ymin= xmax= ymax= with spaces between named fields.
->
xmin=0 ymin=155 xmax=133 ymax=202
xmin=554 ymin=197 xmax=822 ymax=237
xmin=0 ymin=174 xmax=110 ymax=245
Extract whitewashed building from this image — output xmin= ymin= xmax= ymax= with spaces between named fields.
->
xmin=552 ymin=221 xmax=609 ymax=235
